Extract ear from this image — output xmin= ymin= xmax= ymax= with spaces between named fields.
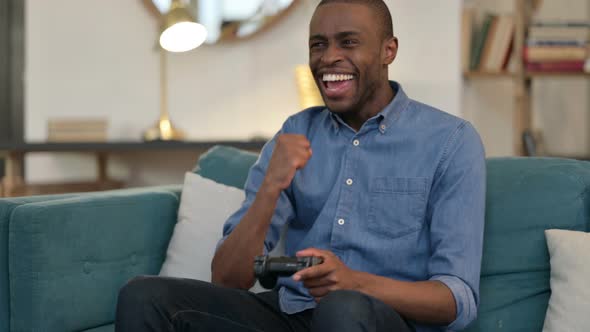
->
xmin=382 ymin=37 xmax=398 ymax=65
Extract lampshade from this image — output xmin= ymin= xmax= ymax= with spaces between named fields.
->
xmin=159 ymin=0 xmax=207 ymax=53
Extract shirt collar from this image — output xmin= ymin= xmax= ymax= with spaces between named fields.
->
xmin=375 ymin=81 xmax=410 ymax=134
xmin=328 ymin=81 xmax=410 ymax=134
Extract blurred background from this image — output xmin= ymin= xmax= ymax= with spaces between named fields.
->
xmin=0 ymin=0 xmax=588 ymax=196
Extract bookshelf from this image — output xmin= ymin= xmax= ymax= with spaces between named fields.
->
xmin=462 ymin=0 xmax=590 ymax=157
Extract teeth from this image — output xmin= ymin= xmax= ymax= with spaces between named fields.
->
xmin=323 ymin=74 xmax=354 ymax=82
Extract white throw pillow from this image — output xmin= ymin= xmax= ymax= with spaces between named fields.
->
xmin=159 ymin=172 xmax=284 ymax=293
xmin=159 ymin=172 xmax=245 ymax=281
xmin=542 ymin=229 xmax=590 ymax=332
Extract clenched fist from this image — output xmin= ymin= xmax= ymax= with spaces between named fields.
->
xmin=263 ymin=134 xmax=312 ymax=194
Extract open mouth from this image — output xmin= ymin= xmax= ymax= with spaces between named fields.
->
xmin=321 ymin=73 xmax=355 ymax=99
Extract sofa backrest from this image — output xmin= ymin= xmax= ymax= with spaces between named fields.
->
xmin=197 ymin=147 xmax=590 ymax=332
xmin=194 ymin=145 xmax=260 ymax=189
xmin=467 ymin=157 xmax=590 ymax=332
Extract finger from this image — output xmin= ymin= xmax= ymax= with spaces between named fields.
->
xmin=296 ymin=149 xmax=312 ymax=164
xmin=303 ymin=277 xmax=334 ymax=289
xmin=295 ymin=248 xmax=330 ymax=258
xmin=307 ymin=285 xmax=332 ymax=298
xmin=304 ymin=146 xmax=312 ymax=159
xmin=297 ymin=135 xmax=311 ymax=147
xmin=293 ymin=263 xmax=332 ymax=281
xmin=289 ymin=134 xmax=310 ymax=148
xmin=294 ymin=158 xmax=310 ymax=170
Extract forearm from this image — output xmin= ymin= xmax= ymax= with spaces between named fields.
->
xmin=353 ymin=272 xmax=456 ymax=325
xmin=211 ymin=182 xmax=281 ymax=289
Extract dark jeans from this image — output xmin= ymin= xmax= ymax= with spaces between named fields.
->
xmin=115 ymin=276 xmax=415 ymax=332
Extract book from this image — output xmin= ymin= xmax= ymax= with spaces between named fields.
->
xmin=524 ymin=46 xmax=587 ymax=62
xmin=478 ymin=16 xmax=499 ymax=71
xmin=528 ymin=26 xmax=590 ymax=41
xmin=470 ymin=14 xmax=496 ymax=70
xmin=47 ymin=132 xmax=108 ymax=142
xmin=526 ymin=60 xmax=585 ymax=72
xmin=527 ymin=40 xmax=588 ymax=47
xmin=48 ymin=119 xmax=107 ymax=129
xmin=530 ymin=21 xmax=590 ymax=28
xmin=480 ymin=14 xmax=514 ymax=72
xmin=461 ymin=7 xmax=475 ymax=73
xmin=47 ymin=118 xmax=108 ymax=142
xmin=501 ymin=37 xmax=514 ymax=70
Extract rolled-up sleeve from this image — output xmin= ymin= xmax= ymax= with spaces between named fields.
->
xmin=430 ymin=274 xmax=478 ymax=331
xmin=427 ymin=122 xmax=486 ymax=330
xmin=215 ymin=120 xmax=296 ymax=254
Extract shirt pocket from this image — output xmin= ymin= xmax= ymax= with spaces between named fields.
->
xmin=368 ymin=177 xmax=428 ymax=239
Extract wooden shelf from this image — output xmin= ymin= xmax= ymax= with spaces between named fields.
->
xmin=463 ymin=0 xmax=590 ymax=156
xmin=0 ymin=140 xmax=268 ymax=153
xmin=465 ymin=71 xmax=590 ymax=79
xmin=463 ymin=71 xmax=516 ymax=79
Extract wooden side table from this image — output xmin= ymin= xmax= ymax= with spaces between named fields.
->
xmin=0 ymin=150 xmax=26 ymax=197
xmin=0 ymin=140 xmax=265 ymax=197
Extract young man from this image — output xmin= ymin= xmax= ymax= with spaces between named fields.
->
xmin=115 ymin=1 xmax=486 ymax=331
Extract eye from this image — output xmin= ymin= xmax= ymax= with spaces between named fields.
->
xmin=342 ymin=39 xmax=358 ymax=47
xmin=310 ymin=41 xmax=327 ymax=50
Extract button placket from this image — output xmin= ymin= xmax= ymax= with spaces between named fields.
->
xmin=330 ymin=138 xmax=359 ymax=250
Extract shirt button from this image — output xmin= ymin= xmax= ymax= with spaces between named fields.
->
xmin=346 ymin=178 xmax=353 ymax=186
xmin=337 ymin=219 xmax=345 ymax=225
xmin=380 ymin=124 xmax=387 ymax=131
xmin=353 ymin=139 xmax=360 ymax=146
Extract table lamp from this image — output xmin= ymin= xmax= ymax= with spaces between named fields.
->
xmin=144 ymin=0 xmax=207 ymax=141
xmin=295 ymin=65 xmax=324 ymax=109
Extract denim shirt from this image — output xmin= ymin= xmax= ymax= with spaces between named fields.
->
xmin=220 ymin=81 xmax=486 ymax=331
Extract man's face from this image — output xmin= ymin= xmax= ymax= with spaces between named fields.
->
xmin=309 ymin=3 xmax=392 ymax=114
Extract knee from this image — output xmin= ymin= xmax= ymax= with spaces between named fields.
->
xmin=313 ymin=290 xmax=372 ymax=325
xmin=117 ymin=275 xmax=169 ymax=307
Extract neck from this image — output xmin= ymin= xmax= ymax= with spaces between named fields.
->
xmin=341 ymin=80 xmax=395 ymax=131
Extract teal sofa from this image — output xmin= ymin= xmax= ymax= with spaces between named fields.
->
xmin=1 ymin=146 xmax=589 ymax=332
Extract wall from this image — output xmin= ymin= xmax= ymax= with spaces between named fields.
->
xmin=25 ymin=0 xmax=462 ymax=185
xmin=463 ymin=0 xmax=590 ymax=157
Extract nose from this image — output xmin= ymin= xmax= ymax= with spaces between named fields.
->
xmin=321 ymin=44 xmax=343 ymax=65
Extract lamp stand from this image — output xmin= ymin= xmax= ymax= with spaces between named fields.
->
xmin=143 ymin=47 xmax=186 ymax=141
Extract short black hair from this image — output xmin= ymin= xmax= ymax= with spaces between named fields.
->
xmin=317 ymin=0 xmax=394 ymax=39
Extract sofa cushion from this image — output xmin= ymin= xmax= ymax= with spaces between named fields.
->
xmin=466 ymin=157 xmax=590 ymax=332
xmin=8 ymin=189 xmax=179 ymax=332
xmin=194 ymin=145 xmax=260 ymax=189
xmin=159 ymin=172 xmax=245 ymax=281
xmin=542 ymin=229 xmax=590 ymax=332
xmin=82 ymin=323 xmax=114 ymax=332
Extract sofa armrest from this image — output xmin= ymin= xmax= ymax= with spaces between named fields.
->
xmin=7 ymin=187 xmax=180 ymax=332
xmin=1 ymin=193 xmax=87 ymax=332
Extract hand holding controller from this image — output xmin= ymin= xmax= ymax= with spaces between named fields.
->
xmin=253 ymin=255 xmax=324 ymax=289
